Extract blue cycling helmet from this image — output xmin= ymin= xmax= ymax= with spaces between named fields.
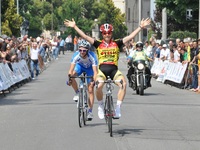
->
xmin=78 ymin=39 xmax=90 ymax=49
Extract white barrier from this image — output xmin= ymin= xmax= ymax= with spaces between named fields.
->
xmin=151 ymin=59 xmax=188 ymax=84
xmin=0 ymin=60 xmax=30 ymax=91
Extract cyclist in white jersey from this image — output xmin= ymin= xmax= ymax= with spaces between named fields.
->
xmin=66 ymin=39 xmax=98 ymax=120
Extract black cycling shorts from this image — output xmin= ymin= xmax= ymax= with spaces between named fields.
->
xmin=99 ymin=64 xmax=118 ymax=80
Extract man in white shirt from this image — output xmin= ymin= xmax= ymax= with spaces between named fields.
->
xmin=30 ymin=42 xmax=40 ymax=79
xmin=160 ymin=44 xmax=170 ymax=61
xmin=173 ymin=44 xmax=180 ymax=62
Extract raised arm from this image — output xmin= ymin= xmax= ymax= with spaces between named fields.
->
xmin=123 ymin=18 xmax=151 ymax=44
xmin=64 ymin=18 xmax=94 ymax=45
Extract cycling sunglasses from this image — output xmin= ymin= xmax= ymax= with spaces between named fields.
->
xmin=79 ymin=49 xmax=87 ymax=52
xmin=102 ymin=31 xmax=112 ymax=35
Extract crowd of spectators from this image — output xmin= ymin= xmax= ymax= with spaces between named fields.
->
xmin=2 ymin=33 xmax=199 ymax=94
xmin=123 ymin=37 xmax=200 ymax=93
xmin=0 ymin=34 xmax=62 ymax=78
xmin=0 ymin=34 xmax=90 ymax=79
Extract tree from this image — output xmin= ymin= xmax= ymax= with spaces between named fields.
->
xmin=155 ymin=0 xmax=198 ymax=37
xmin=2 ymin=0 xmax=23 ymax=36
xmin=2 ymin=0 xmax=127 ymax=38
xmin=85 ymin=0 xmax=127 ymax=39
xmin=58 ymin=0 xmax=127 ymax=39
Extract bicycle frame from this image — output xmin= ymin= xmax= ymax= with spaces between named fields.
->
xmin=70 ymin=72 xmax=93 ymax=128
xmin=96 ymin=76 xmax=123 ymax=137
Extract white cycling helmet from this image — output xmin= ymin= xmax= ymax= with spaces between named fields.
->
xmin=78 ymin=39 xmax=90 ymax=49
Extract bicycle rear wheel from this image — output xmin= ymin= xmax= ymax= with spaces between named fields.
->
xmin=78 ymin=89 xmax=83 ymax=128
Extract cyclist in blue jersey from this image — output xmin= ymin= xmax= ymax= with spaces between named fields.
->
xmin=66 ymin=39 xmax=98 ymax=120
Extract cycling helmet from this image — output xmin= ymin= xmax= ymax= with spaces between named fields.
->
xmin=136 ymin=41 xmax=143 ymax=48
xmin=78 ymin=39 xmax=90 ymax=49
xmin=100 ymin=23 xmax=114 ymax=32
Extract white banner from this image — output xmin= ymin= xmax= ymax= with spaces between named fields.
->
xmin=0 ymin=61 xmax=30 ymax=91
xmin=151 ymin=59 xmax=188 ymax=84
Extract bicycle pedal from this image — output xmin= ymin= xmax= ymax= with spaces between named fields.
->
xmin=112 ymin=116 xmax=120 ymax=119
xmin=105 ymin=114 xmax=114 ymax=117
xmin=87 ymin=118 xmax=92 ymax=121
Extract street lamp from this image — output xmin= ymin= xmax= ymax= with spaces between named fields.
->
xmin=92 ymin=19 xmax=99 ymax=39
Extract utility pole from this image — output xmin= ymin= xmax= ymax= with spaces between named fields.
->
xmin=162 ymin=8 xmax=167 ymax=40
xmin=138 ymin=0 xmax=142 ymax=41
xmin=51 ymin=3 xmax=53 ymax=32
xmin=17 ymin=0 xmax=19 ymax=15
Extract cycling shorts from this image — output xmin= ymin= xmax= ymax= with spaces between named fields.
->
xmin=97 ymin=64 xmax=123 ymax=80
xmin=74 ymin=63 xmax=93 ymax=83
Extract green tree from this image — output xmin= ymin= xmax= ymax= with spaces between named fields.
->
xmin=90 ymin=0 xmax=127 ymax=39
xmin=155 ymin=0 xmax=198 ymax=36
xmin=1 ymin=0 xmax=23 ymax=36
xmin=2 ymin=0 xmax=127 ymax=38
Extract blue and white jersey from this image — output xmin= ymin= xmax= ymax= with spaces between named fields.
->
xmin=70 ymin=51 xmax=98 ymax=68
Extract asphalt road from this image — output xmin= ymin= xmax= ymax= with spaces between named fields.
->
xmin=0 ymin=52 xmax=200 ymax=150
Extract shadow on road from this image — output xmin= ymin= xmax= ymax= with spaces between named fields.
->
xmin=115 ymin=128 xmax=145 ymax=137
xmin=0 ymin=98 xmax=37 ymax=105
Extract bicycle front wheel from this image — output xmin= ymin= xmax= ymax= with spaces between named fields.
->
xmin=78 ymin=88 xmax=84 ymax=128
xmin=107 ymin=95 xmax=113 ymax=137
xmin=83 ymin=89 xmax=88 ymax=125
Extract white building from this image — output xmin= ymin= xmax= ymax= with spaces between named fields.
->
xmin=113 ymin=0 xmax=125 ymax=14
xmin=125 ymin=0 xmax=151 ymax=41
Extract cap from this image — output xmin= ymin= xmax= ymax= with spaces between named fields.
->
xmin=0 ymin=34 xmax=8 ymax=39
xmin=163 ymin=44 xmax=167 ymax=48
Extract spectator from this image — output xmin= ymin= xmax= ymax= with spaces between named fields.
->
xmin=189 ymin=41 xmax=199 ymax=91
xmin=59 ymin=37 xmax=65 ymax=55
xmin=1 ymin=35 xmax=9 ymax=51
xmin=30 ymin=42 xmax=41 ymax=79
xmin=3 ymin=45 xmax=14 ymax=71
xmin=73 ymin=36 xmax=78 ymax=51
xmin=172 ymin=44 xmax=180 ymax=63
xmin=180 ymin=47 xmax=188 ymax=63
xmin=154 ymin=44 xmax=161 ymax=59
xmin=51 ymin=36 xmax=59 ymax=60
xmin=65 ymin=35 xmax=72 ymax=51
xmin=176 ymin=38 xmax=181 ymax=46
xmin=160 ymin=44 xmax=170 ymax=61
xmin=39 ymin=42 xmax=46 ymax=62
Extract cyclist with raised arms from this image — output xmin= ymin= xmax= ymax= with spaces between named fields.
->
xmin=66 ymin=39 xmax=98 ymax=120
xmin=64 ymin=18 xmax=151 ymax=119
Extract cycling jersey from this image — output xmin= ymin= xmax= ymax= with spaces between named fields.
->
xmin=71 ymin=50 xmax=98 ymax=83
xmin=128 ymin=50 xmax=148 ymax=61
xmin=93 ymin=39 xmax=123 ymax=66
xmin=71 ymin=50 xmax=98 ymax=68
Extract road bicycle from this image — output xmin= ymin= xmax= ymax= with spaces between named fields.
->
xmin=70 ymin=72 xmax=93 ymax=128
xmin=96 ymin=76 xmax=123 ymax=137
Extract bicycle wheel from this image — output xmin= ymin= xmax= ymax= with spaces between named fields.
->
xmin=104 ymin=96 xmax=108 ymax=124
xmin=107 ymin=95 xmax=113 ymax=137
xmin=83 ymin=89 xmax=88 ymax=125
xmin=78 ymin=88 xmax=83 ymax=128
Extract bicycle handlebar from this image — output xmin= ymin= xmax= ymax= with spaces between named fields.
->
xmin=69 ymin=73 xmax=94 ymax=83
xmin=69 ymin=75 xmax=93 ymax=79
xmin=95 ymin=76 xmax=123 ymax=89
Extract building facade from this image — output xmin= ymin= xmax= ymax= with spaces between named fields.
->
xmin=125 ymin=0 xmax=150 ymax=41
xmin=113 ymin=0 xmax=125 ymax=14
